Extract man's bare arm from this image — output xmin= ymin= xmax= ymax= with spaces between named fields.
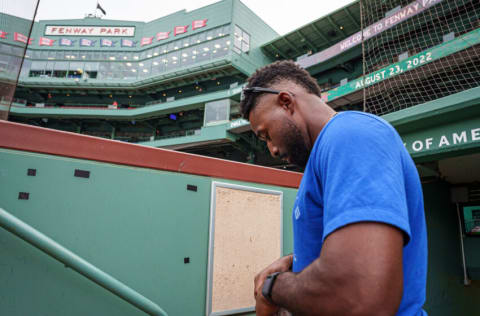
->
xmin=271 ymin=222 xmax=404 ymax=316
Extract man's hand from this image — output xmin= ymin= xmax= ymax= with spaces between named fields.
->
xmin=254 ymin=254 xmax=293 ymax=298
xmin=255 ymin=292 xmax=279 ymax=316
xmin=253 ymin=254 xmax=293 ymax=315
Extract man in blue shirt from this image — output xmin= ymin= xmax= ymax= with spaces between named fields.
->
xmin=240 ymin=60 xmax=427 ymax=316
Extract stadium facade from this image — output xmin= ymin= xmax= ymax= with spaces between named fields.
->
xmin=1 ymin=0 xmax=480 ymax=315
xmin=4 ymin=0 xmax=284 ymax=167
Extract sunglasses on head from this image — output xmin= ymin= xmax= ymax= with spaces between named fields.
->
xmin=241 ymin=87 xmax=295 ymax=100
xmin=242 ymin=87 xmax=282 ymax=95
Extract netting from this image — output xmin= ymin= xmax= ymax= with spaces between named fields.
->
xmin=360 ymin=0 xmax=480 ymax=115
xmin=0 ymin=0 xmax=39 ymax=120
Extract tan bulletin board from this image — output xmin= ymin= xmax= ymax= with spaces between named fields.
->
xmin=206 ymin=182 xmax=283 ymax=316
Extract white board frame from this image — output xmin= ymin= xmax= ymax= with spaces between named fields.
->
xmin=206 ymin=181 xmax=283 ymax=316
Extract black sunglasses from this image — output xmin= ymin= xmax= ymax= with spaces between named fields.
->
xmin=242 ymin=87 xmax=295 ymax=98
xmin=243 ymin=87 xmax=282 ymax=95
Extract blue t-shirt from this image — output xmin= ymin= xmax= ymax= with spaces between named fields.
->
xmin=292 ymin=111 xmax=427 ymax=316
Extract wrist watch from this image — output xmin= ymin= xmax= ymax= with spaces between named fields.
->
xmin=262 ymin=272 xmax=282 ymax=305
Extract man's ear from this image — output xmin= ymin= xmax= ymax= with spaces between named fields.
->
xmin=278 ymin=92 xmax=294 ymax=115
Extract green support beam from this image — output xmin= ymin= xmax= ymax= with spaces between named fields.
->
xmin=282 ymin=37 xmax=301 ymax=55
xmin=327 ymin=16 xmax=347 ymax=37
xmin=343 ymin=7 xmax=360 ymax=28
xmin=296 ymin=30 xmax=316 ymax=52
xmin=270 ymin=43 xmax=288 ymax=59
xmin=310 ymin=23 xmax=334 ymax=47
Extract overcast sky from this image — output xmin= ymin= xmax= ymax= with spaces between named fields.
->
xmin=10 ymin=0 xmax=354 ymax=35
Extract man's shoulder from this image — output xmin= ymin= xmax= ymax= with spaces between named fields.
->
xmin=321 ymin=111 xmax=397 ymax=143
xmin=333 ymin=111 xmax=392 ymax=129
xmin=311 ymin=111 xmax=404 ymax=169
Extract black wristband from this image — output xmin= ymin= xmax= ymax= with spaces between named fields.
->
xmin=262 ymin=272 xmax=282 ymax=305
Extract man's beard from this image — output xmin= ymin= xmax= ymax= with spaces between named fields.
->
xmin=284 ymin=119 xmax=311 ymax=168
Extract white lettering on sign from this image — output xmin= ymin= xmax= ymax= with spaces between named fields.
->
xmin=355 ymin=70 xmax=387 ymax=89
xmin=45 ymin=26 xmax=135 ymax=37
xmin=405 ymin=126 xmax=480 ymax=154
xmin=439 ymin=135 xmax=450 ymax=147
xmin=425 ymin=138 xmax=433 ymax=150
xmin=472 ymin=128 xmax=480 ymax=141
xmin=453 ymin=131 xmax=467 ymax=144
xmin=412 ymin=140 xmax=423 ymax=152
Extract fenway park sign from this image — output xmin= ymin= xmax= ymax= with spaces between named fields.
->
xmin=45 ymin=26 xmax=135 ymax=36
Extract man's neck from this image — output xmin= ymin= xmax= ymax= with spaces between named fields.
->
xmin=303 ymin=98 xmax=337 ymax=148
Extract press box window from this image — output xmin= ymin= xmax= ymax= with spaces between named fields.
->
xmin=204 ymin=99 xmax=230 ymax=126
xmin=233 ymin=25 xmax=250 ymax=54
xmin=84 ymin=62 xmax=99 ymax=79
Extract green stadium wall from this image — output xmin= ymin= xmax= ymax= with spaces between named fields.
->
xmin=0 ymin=147 xmax=297 ymax=316
xmin=0 ymin=120 xmax=299 ymax=316
xmin=2 ymin=119 xmax=480 ymax=315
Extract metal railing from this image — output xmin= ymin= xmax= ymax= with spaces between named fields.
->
xmin=0 ymin=208 xmax=168 ymax=316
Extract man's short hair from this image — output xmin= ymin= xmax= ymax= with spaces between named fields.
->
xmin=240 ymin=60 xmax=321 ymax=120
